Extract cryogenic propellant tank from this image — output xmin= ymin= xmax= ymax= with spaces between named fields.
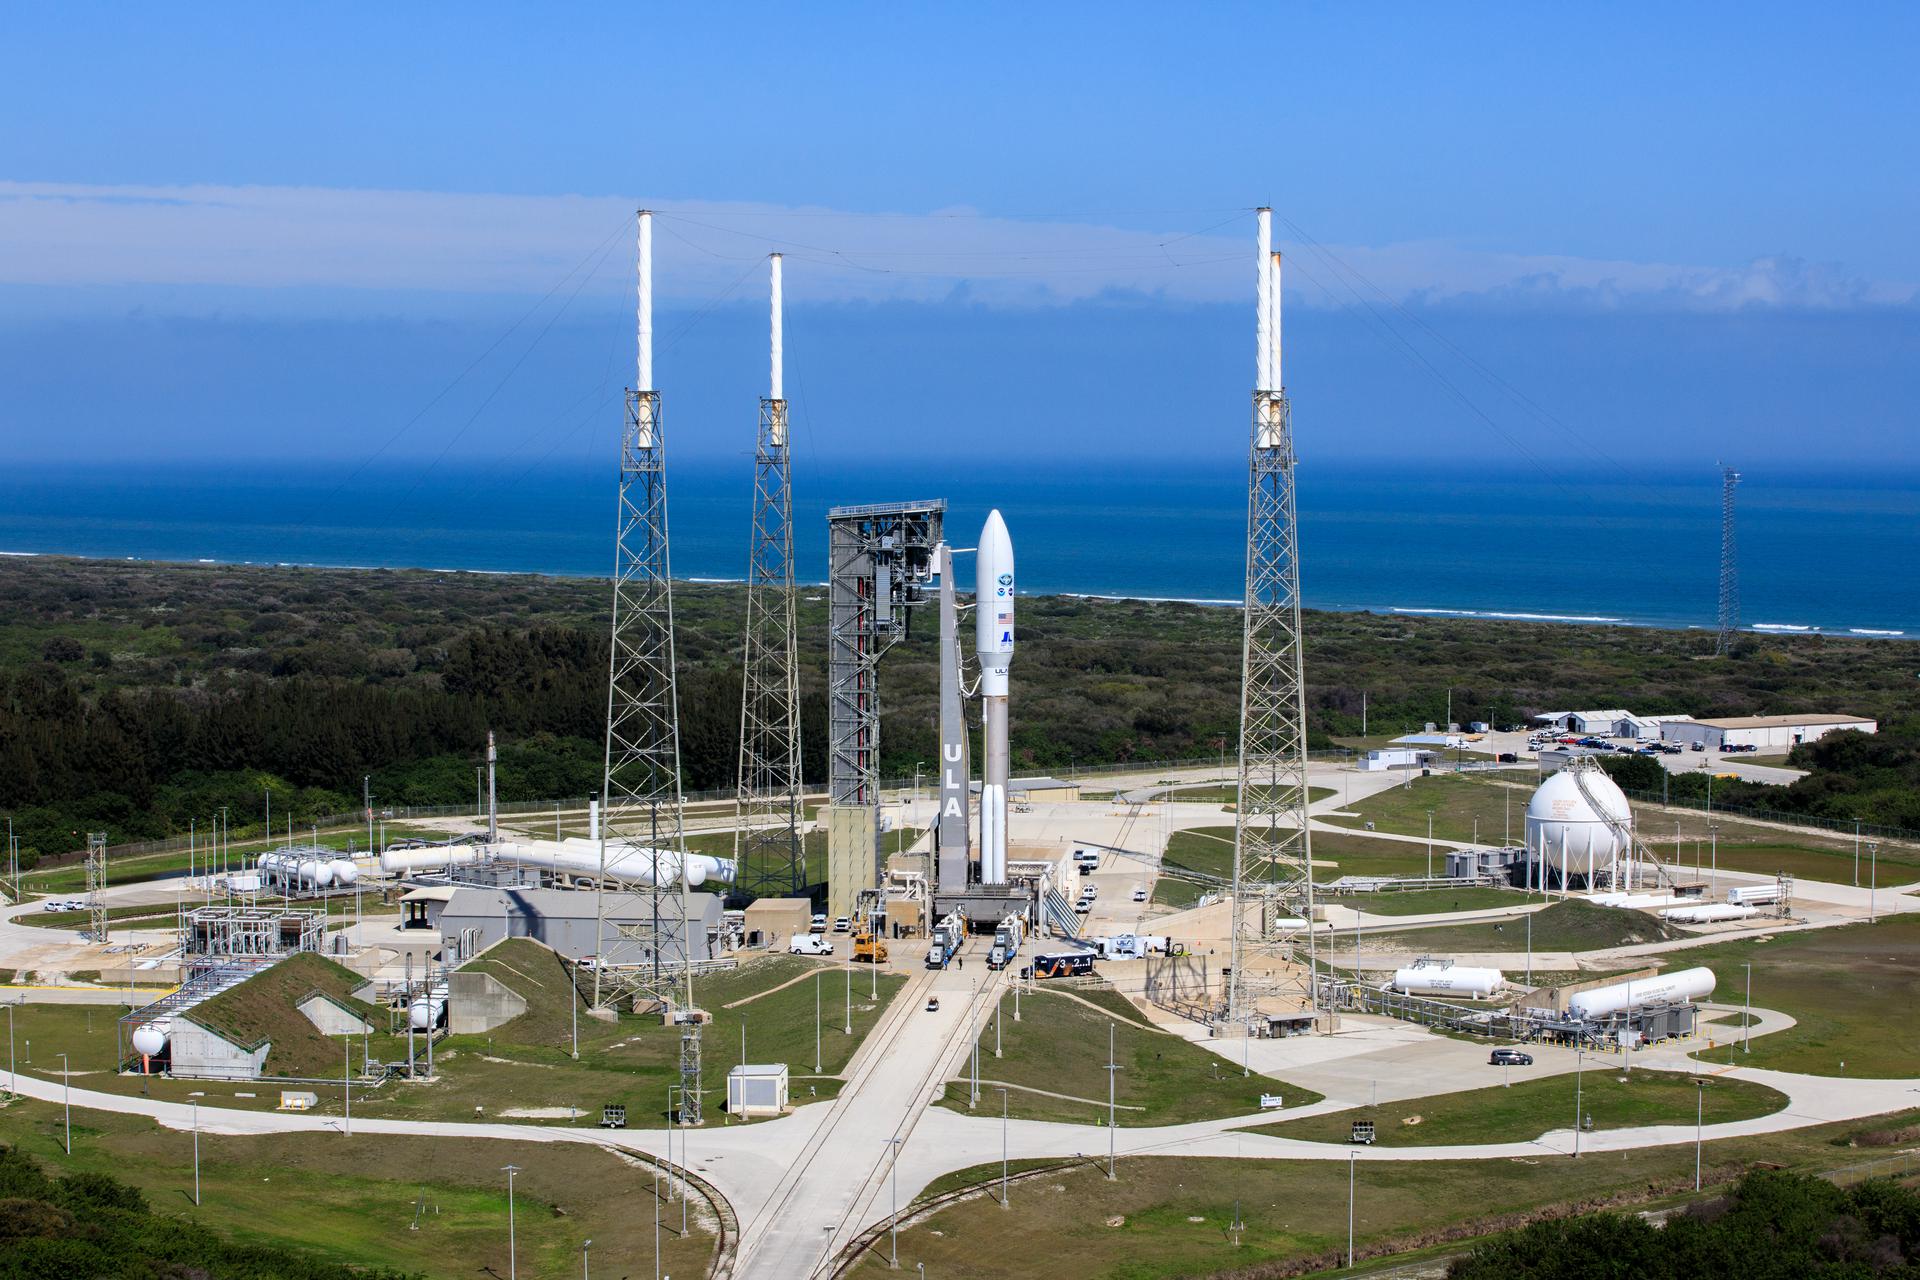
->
xmin=1566 ymin=967 xmax=1715 ymax=1019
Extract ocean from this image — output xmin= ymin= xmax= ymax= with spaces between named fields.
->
xmin=2 ymin=460 xmax=1915 ymax=637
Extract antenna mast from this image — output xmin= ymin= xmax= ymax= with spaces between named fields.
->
xmin=1227 ymin=209 xmax=1318 ymax=1031
xmin=1715 ymin=466 xmax=1740 ymax=656
xmin=735 ymin=253 xmax=806 ymax=902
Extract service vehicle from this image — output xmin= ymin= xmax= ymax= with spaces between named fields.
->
xmin=1130 ymin=884 xmax=1148 ymax=902
xmin=1026 ymin=951 xmax=1096 ymax=980
xmin=788 ymin=933 xmax=834 ymax=956
xmin=1489 ymin=1048 xmax=1534 ymax=1066
xmin=832 ymin=915 xmax=851 ymax=933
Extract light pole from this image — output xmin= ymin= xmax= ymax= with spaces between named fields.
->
xmin=1573 ymin=1049 xmax=1584 ymax=1158
xmin=1104 ymin=1022 xmax=1122 ymax=1179
xmin=815 ymin=972 xmax=822 ymax=1073
xmin=58 ymin=1052 xmax=70 ymax=1154
xmin=885 ymin=1135 xmax=904 ymax=1268
xmin=1425 ymin=809 xmax=1433 ymax=879
xmin=1708 ymin=822 xmax=1718 ymax=896
xmin=502 ymin=1164 xmax=520 ymax=1280
xmin=845 ymin=963 xmax=853 ymax=1035
xmin=1743 ymin=962 xmax=1753 ymax=1053
xmin=582 ymin=1237 xmax=592 ymax=1280
xmin=1347 ymin=1149 xmax=1357 ymax=1268
xmin=1869 ymin=842 xmax=1879 ymax=923
xmin=190 ymin=1093 xmax=203 ymax=1206
xmin=344 ymin=1038 xmax=351 ymax=1135
xmin=1694 ymin=1079 xmax=1705 ymax=1191
xmin=998 ymin=1086 xmax=1010 ymax=1207
xmin=5 ymin=1000 xmax=14 ymax=1095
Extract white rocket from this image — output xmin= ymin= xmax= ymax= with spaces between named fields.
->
xmin=975 ymin=509 xmax=1015 ymax=884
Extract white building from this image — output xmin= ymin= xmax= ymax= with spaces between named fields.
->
xmin=728 ymin=1063 xmax=790 ymax=1117
xmin=1359 ymin=747 xmax=1435 ymax=772
xmin=1659 ymin=715 xmax=1877 ymax=752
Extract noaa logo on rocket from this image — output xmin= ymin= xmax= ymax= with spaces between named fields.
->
xmin=998 ymin=573 xmax=1012 ymax=586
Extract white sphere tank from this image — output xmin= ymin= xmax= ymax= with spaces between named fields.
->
xmin=131 ymin=1020 xmax=170 ymax=1057
xmin=1525 ymin=767 xmax=1633 ymax=878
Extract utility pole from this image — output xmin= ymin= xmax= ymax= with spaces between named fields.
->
xmin=502 ymin=1165 xmax=520 ymax=1280
xmin=1104 ymin=1021 xmax=1122 ymax=1179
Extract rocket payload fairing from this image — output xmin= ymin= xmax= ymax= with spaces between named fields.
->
xmin=975 ymin=509 xmax=1015 ymax=884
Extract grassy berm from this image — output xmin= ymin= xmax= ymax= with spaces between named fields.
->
xmin=1374 ymin=899 xmax=1682 ymax=956
xmin=190 ymin=951 xmax=400 ymax=1077
xmin=938 ymin=987 xmax=1320 ymax=1126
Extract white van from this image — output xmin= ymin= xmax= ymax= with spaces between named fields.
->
xmin=1130 ymin=884 xmax=1148 ymax=902
xmin=789 ymin=934 xmax=834 ymax=956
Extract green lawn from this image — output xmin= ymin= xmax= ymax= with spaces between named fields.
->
xmin=0 ymin=1099 xmax=714 ymax=1280
xmin=935 ymin=988 xmax=1321 ymax=1126
xmin=1369 ymin=900 xmax=1678 ymax=956
xmin=1257 ymin=1069 xmax=1788 ymax=1147
xmin=851 ymin=1109 xmax=1920 ymax=1280
xmin=1162 ymin=784 xmax=1334 ymax=806
xmin=1686 ymin=916 xmax=1920 ymax=1078
xmin=1325 ymin=775 xmax=1525 ymax=846
xmin=1334 ymin=886 xmax=1533 ymax=917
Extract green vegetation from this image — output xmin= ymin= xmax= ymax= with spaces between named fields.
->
xmin=1258 ymin=1069 xmax=1787 ymax=1147
xmin=1160 ymin=783 xmax=1334 ymax=805
xmin=1325 ymin=774 xmax=1525 ymax=845
xmin=1688 ymin=916 xmax=1920 ymax=1078
xmin=5 ymin=555 xmax=1914 ymax=863
xmin=852 ymin=1110 xmax=1920 ymax=1280
xmin=0 ymin=1100 xmax=714 ymax=1280
xmin=1338 ymin=886 xmax=1532 ymax=917
xmin=190 ymin=952 xmax=393 ymax=1078
xmin=934 ymin=987 xmax=1321 ymax=1126
xmin=1372 ymin=899 xmax=1680 ymax=956
xmin=1452 ymin=1169 xmax=1920 ymax=1279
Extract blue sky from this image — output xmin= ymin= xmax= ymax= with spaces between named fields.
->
xmin=2 ymin=3 xmax=1916 ymax=473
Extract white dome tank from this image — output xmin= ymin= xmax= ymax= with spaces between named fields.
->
xmin=132 ymin=1020 xmax=170 ymax=1057
xmin=1525 ymin=765 xmax=1632 ymax=879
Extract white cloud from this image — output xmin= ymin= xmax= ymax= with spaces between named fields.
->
xmin=0 ymin=181 xmax=1909 ymax=312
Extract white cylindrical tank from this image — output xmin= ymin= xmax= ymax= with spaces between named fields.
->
xmin=329 ymin=859 xmax=359 ymax=886
xmin=408 ymin=984 xmax=448 ymax=1031
xmin=1567 ymin=967 xmax=1715 ymax=1019
xmin=1525 ymin=768 xmax=1633 ymax=878
xmin=131 ymin=1020 xmax=170 ymax=1057
xmin=1663 ymin=904 xmax=1758 ymax=924
xmin=1391 ymin=965 xmax=1504 ymax=998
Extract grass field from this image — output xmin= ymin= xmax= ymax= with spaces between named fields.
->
xmin=5 ymin=950 xmax=906 ymax=1124
xmin=850 ymin=1109 xmax=1920 ymax=1280
xmin=1684 ymin=916 xmax=1920 ymax=1078
xmin=935 ymin=988 xmax=1321 ymax=1126
xmin=0 ymin=1099 xmax=714 ymax=1280
xmin=1161 ymin=784 xmax=1335 ymax=806
xmin=1257 ymin=1069 xmax=1788 ymax=1147
xmin=1324 ymin=775 xmax=1525 ymax=846
xmin=1333 ymin=886 xmax=1533 ymax=917
xmin=1154 ymin=825 xmax=1440 ymax=907
xmin=1370 ymin=899 xmax=1679 ymax=956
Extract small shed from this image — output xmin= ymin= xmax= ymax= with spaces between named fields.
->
xmin=743 ymin=897 xmax=813 ymax=949
xmin=728 ymin=1063 xmax=790 ymax=1117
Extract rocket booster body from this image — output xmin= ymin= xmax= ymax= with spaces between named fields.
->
xmin=976 ymin=509 xmax=1015 ymax=884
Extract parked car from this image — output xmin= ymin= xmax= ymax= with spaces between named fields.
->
xmin=809 ymin=913 xmax=828 ymax=934
xmin=1489 ymin=1048 xmax=1534 ymax=1066
xmin=1690 ymin=742 xmax=1706 ymax=751
xmin=1496 ymin=752 xmax=1518 ymax=763
xmin=925 ymin=997 xmax=940 ymax=1013
xmin=832 ymin=915 xmax=851 ymax=933
xmin=1131 ymin=885 xmax=1148 ymax=902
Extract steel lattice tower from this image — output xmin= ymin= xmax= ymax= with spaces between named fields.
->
xmin=735 ymin=255 xmax=805 ymax=902
xmin=1715 ymin=466 xmax=1741 ymax=656
xmin=84 ymin=831 xmax=108 ymax=943
xmin=594 ymin=211 xmax=700 ymax=1120
xmin=1227 ymin=211 xmax=1317 ymax=1028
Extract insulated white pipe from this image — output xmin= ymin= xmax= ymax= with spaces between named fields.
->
xmin=1255 ymin=207 xmax=1272 ymax=391
xmin=637 ymin=210 xmax=654 ymax=392
xmin=769 ymin=252 xmax=784 ymax=401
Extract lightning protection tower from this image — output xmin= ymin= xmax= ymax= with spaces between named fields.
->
xmin=1227 ymin=210 xmax=1317 ymax=1029
xmin=84 ymin=830 xmax=108 ymax=943
xmin=734 ymin=254 xmax=805 ymax=902
xmin=1715 ymin=466 xmax=1740 ymax=656
xmin=595 ymin=210 xmax=700 ymax=1120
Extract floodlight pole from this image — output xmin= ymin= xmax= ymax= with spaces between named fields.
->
xmin=815 ymin=972 xmax=821 ymax=1073
xmin=58 ymin=1052 xmax=70 ymax=1153
xmin=502 ymin=1164 xmax=520 ymax=1280
xmin=999 ymin=1087 xmax=1010 ymax=1207
xmin=1573 ymin=1049 xmax=1584 ymax=1158
xmin=885 ymin=1135 xmax=904 ymax=1268
xmin=1694 ymin=1080 xmax=1704 ymax=1190
xmin=1347 ymin=1149 xmax=1357 ymax=1268
xmin=190 ymin=1095 xmax=202 ymax=1206
xmin=1743 ymin=962 xmax=1752 ymax=1053
xmin=1104 ymin=1021 xmax=1122 ymax=1179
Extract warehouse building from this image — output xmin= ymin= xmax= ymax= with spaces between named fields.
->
xmin=1659 ymin=714 xmax=1877 ymax=752
xmin=432 ymin=886 xmax=724 ymax=966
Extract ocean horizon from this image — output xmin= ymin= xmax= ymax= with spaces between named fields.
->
xmin=2 ymin=460 xmax=1915 ymax=638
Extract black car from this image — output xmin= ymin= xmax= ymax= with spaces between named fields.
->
xmin=1489 ymin=1049 xmax=1533 ymax=1066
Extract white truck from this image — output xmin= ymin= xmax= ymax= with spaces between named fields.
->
xmin=789 ymin=934 xmax=834 ymax=956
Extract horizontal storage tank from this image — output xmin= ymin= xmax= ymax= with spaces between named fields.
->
xmin=328 ymin=859 xmax=359 ymax=886
xmin=1566 ymin=967 xmax=1715 ymax=1019
xmin=408 ymin=983 xmax=449 ymax=1031
xmin=1391 ymin=965 xmax=1504 ymax=998
xmin=1662 ymin=904 xmax=1758 ymax=925
xmin=1727 ymin=884 xmax=1783 ymax=906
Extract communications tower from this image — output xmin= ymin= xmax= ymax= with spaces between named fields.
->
xmin=1715 ymin=466 xmax=1740 ymax=656
xmin=1226 ymin=209 xmax=1318 ymax=1028
xmin=595 ymin=210 xmax=702 ymax=1121
xmin=734 ymin=254 xmax=805 ymax=902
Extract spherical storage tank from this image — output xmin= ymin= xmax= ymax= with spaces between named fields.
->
xmin=1525 ymin=767 xmax=1632 ymax=879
